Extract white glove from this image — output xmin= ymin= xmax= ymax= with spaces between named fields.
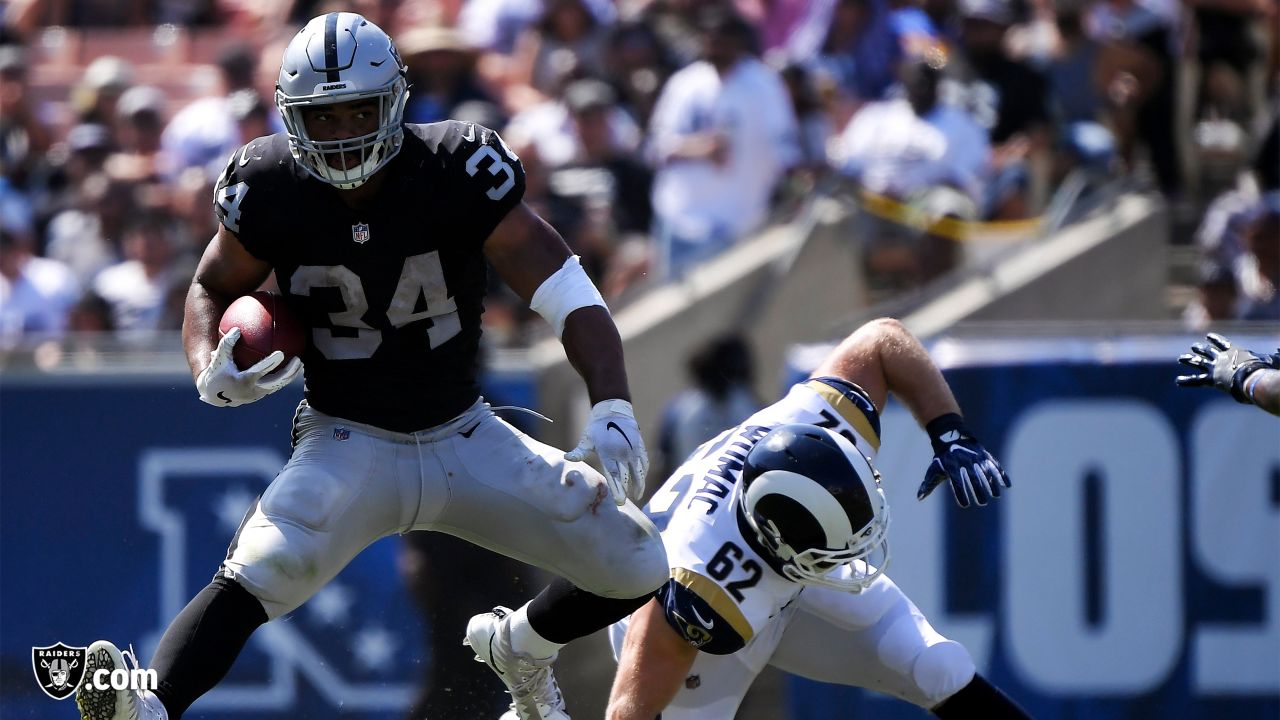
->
xmin=565 ymin=399 xmax=648 ymax=506
xmin=196 ymin=327 xmax=303 ymax=408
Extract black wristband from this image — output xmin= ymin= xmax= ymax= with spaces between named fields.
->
xmin=925 ymin=413 xmax=966 ymax=450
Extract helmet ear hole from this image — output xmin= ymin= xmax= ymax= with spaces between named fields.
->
xmin=741 ymin=423 xmax=891 ymax=592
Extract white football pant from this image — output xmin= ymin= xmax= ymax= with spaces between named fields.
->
xmin=608 ymin=572 xmax=976 ymax=717
xmin=222 ymin=399 xmax=668 ymax=619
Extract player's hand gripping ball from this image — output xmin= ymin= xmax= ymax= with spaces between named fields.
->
xmin=196 ymin=291 xmax=305 ymax=408
xmin=218 ymin=291 xmax=306 ymax=370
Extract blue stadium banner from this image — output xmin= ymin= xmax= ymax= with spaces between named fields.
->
xmin=0 ymin=369 xmax=535 ymax=719
xmin=785 ymin=334 xmax=1280 ymax=720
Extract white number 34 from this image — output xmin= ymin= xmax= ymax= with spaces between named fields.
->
xmin=290 ymin=252 xmax=461 ymax=360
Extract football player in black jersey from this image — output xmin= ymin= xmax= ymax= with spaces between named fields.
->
xmin=75 ymin=13 xmax=666 ymax=720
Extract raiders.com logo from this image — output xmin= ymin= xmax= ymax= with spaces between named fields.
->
xmin=32 ymin=643 xmax=87 ymax=700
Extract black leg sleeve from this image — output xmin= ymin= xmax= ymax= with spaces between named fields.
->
xmin=932 ymin=674 xmax=1031 ymax=719
xmin=150 ymin=575 xmax=268 ymax=719
xmin=525 ymin=576 xmax=655 ymax=644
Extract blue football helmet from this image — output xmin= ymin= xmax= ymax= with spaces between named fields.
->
xmin=740 ymin=423 xmax=890 ymax=592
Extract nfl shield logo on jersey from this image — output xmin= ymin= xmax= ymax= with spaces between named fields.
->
xmin=351 ymin=223 xmax=371 ymax=244
xmin=32 ymin=642 xmax=87 ymax=700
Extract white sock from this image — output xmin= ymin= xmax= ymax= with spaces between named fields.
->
xmin=142 ymin=690 xmax=170 ymax=720
xmin=506 ymin=604 xmax=565 ymax=660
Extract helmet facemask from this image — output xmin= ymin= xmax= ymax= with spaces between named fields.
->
xmin=276 ymin=80 xmax=408 ymax=189
xmin=751 ymin=497 xmax=891 ymax=592
xmin=275 ymin=12 xmax=410 ymax=189
xmin=740 ymin=423 xmax=893 ymax=593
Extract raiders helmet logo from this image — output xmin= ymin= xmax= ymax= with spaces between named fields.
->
xmin=32 ymin=643 xmax=88 ymax=700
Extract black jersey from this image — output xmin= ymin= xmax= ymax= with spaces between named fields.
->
xmin=212 ymin=121 xmax=526 ymax=431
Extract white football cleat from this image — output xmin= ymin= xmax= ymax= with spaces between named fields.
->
xmin=464 ymin=606 xmax=570 ymax=720
xmin=76 ymin=641 xmax=168 ymax=720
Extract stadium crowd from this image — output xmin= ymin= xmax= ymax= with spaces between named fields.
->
xmin=1 ymin=0 xmax=1277 ymax=349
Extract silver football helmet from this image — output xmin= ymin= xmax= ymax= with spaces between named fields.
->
xmin=276 ymin=12 xmax=409 ymax=189
xmin=740 ymin=424 xmax=890 ymax=592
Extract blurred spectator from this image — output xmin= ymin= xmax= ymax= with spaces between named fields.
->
xmin=91 ymin=210 xmax=183 ymax=335
xmin=228 ymin=89 xmax=274 ymax=144
xmin=655 ymin=332 xmax=762 ymax=481
xmin=832 ymin=51 xmax=984 ymax=287
xmin=510 ymin=0 xmax=610 ymax=103
xmin=946 ymin=0 xmax=1050 ymax=218
xmin=545 ymin=79 xmax=654 ymax=293
xmin=1043 ymin=1 xmax=1159 ymax=178
xmin=34 ymin=122 xmax=115 ymax=242
xmin=634 ymin=0 xmax=712 ymax=69
xmin=1183 ymin=0 xmax=1270 ymax=185
xmin=161 ymin=43 xmax=276 ymax=182
xmin=0 ymin=227 xmax=80 ymax=342
xmin=832 ymin=51 xmax=989 ymax=208
xmin=1186 ymin=0 xmax=1273 ymax=127
xmin=559 ymin=79 xmax=654 ymax=236
xmin=107 ymin=85 xmax=168 ymax=183
xmin=461 ymin=0 xmax=555 ymax=54
xmin=460 ymin=0 xmax=615 ymax=100
xmin=70 ymin=56 xmax=135 ymax=128
xmin=1182 ymin=261 xmax=1240 ymax=329
xmin=66 ymin=289 xmax=115 ymax=333
xmin=399 ymin=26 xmax=501 ymax=125
xmin=1195 ymin=116 xmax=1279 ymax=289
xmin=1086 ymin=0 xmax=1184 ymax=197
xmin=61 ymin=123 xmax=115 ymax=185
xmin=648 ymin=8 xmax=799 ymax=279
xmin=775 ymin=59 xmax=836 ymax=177
xmin=787 ymin=0 xmax=939 ymax=117
xmin=168 ymin=165 xmax=221 ymax=252
xmin=1237 ymin=199 xmax=1280 ymax=320
xmin=923 ymin=0 xmax=963 ymax=42
xmin=505 ymin=76 xmax=642 ymax=170
xmin=787 ymin=0 xmax=886 ymax=109
xmin=738 ymin=0 xmax=812 ymax=52
xmin=44 ymin=173 xmax=131 ymax=287
xmin=0 ymin=45 xmax=51 ymax=189
xmin=600 ymin=20 xmax=675 ymax=129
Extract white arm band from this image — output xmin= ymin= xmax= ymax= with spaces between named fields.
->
xmin=530 ymin=255 xmax=608 ymax=337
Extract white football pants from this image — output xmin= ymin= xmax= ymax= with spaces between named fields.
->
xmin=608 ymin=572 xmax=976 ymax=717
xmin=222 ymin=399 xmax=668 ymax=619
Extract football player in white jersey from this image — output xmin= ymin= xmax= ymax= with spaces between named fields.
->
xmin=606 ymin=318 xmax=1029 ymax=719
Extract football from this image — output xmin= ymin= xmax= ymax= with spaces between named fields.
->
xmin=218 ymin=291 xmax=307 ymax=371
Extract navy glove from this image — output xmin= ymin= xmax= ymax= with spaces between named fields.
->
xmin=918 ymin=413 xmax=1010 ymax=508
xmin=1176 ymin=333 xmax=1274 ymax=403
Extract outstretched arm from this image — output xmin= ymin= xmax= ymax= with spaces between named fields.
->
xmin=1248 ymin=369 xmax=1280 ymax=416
xmin=1177 ymin=333 xmax=1280 ymax=416
xmin=607 ymin=598 xmax=699 ymax=720
xmin=812 ymin=318 xmax=1010 ymax=507
xmin=811 ymin=317 xmax=959 ymax=422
